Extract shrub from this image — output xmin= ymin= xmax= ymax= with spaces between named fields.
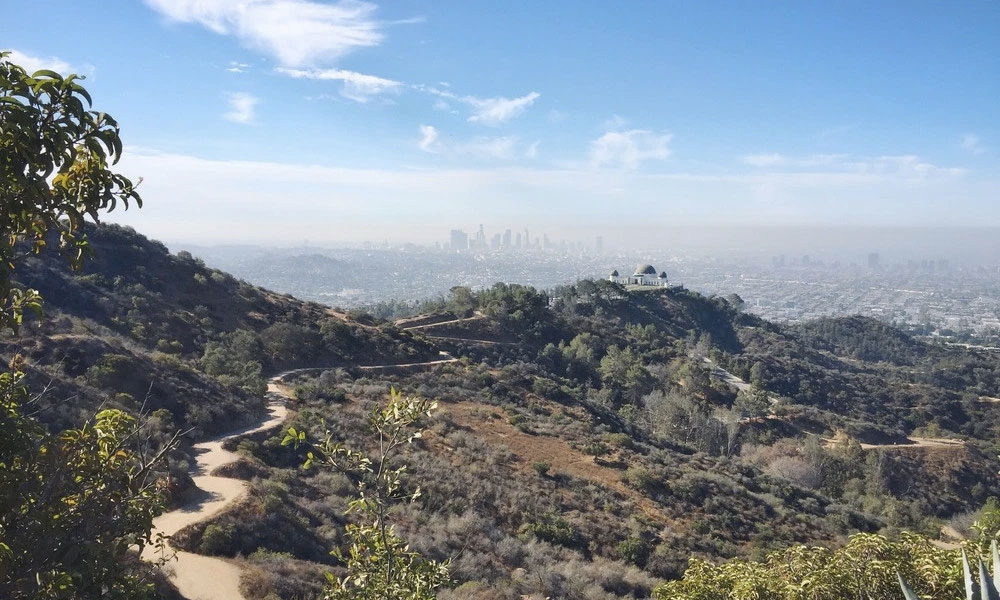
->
xmin=622 ymin=465 xmax=657 ymax=492
xmin=520 ymin=515 xmax=583 ymax=549
xmin=606 ymin=432 xmax=634 ymax=449
xmin=200 ymin=523 xmax=236 ymax=555
xmin=532 ymin=461 xmax=551 ymax=477
xmin=617 ymin=535 xmax=652 ymax=567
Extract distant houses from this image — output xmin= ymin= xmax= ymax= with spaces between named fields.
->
xmin=609 ymin=264 xmax=669 ymax=287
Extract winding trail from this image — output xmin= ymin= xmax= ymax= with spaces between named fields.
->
xmin=397 ymin=314 xmax=486 ymax=330
xmin=700 ymin=356 xmax=752 ymax=393
xmin=144 ymin=354 xmax=457 ymax=600
xmin=822 ymin=435 xmax=966 ymax=451
xmin=141 ymin=379 xmax=291 ymax=600
xmin=425 ymin=335 xmax=516 ymax=346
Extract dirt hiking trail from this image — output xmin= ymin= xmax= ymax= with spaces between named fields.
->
xmin=144 ymin=354 xmax=459 ymax=600
xmin=142 ymin=379 xmax=290 ymax=600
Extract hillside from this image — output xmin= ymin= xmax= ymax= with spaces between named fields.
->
xmin=152 ymin=277 xmax=1000 ymax=598
xmin=0 ymin=223 xmax=437 ymax=457
xmin=8 ymin=226 xmax=1000 ymax=598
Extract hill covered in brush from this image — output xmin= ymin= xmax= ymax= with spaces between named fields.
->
xmin=1 ymin=223 xmax=436 ymax=436
xmin=8 ymin=224 xmax=1000 ymax=598
xmin=165 ymin=274 xmax=1000 ymax=598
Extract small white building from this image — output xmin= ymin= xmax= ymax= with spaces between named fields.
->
xmin=609 ymin=264 xmax=669 ymax=287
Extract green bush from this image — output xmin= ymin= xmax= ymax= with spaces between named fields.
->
xmin=622 ymin=465 xmax=657 ymax=492
xmin=617 ymin=535 xmax=653 ymax=567
xmin=520 ymin=515 xmax=583 ymax=549
xmin=532 ymin=461 xmax=551 ymax=477
xmin=605 ymin=432 xmax=634 ymax=449
xmin=200 ymin=523 xmax=236 ymax=555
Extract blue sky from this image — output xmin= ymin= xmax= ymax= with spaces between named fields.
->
xmin=3 ymin=1 xmax=998 ymax=246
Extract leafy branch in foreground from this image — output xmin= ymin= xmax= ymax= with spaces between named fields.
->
xmin=0 ymin=356 xmax=178 ymax=599
xmin=1 ymin=50 xmax=141 ymax=332
xmin=899 ymin=543 xmax=1000 ymax=600
xmin=654 ymin=532 xmax=962 ymax=600
xmin=284 ymin=388 xmax=451 ymax=600
xmin=1 ymin=51 xmax=175 ymax=599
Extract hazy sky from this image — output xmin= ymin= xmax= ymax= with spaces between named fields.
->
xmin=3 ymin=1 xmax=999 ymax=245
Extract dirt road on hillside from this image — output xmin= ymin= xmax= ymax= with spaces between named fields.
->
xmin=397 ymin=314 xmax=486 ymax=330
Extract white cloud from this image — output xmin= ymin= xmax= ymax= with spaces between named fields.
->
xmin=276 ymin=66 xmax=400 ymax=102
xmin=741 ymin=153 xmax=849 ymax=168
xmin=420 ymin=86 xmax=541 ymax=125
xmin=602 ymin=114 xmax=629 ymax=131
xmin=5 ymin=49 xmax=74 ymax=74
xmin=525 ymin=141 xmax=540 ymax=159
xmin=415 ymin=125 xmax=523 ymax=160
xmin=962 ymin=133 xmax=987 ymax=155
xmin=452 ymin=136 xmax=519 ymax=160
xmin=741 ymin=152 xmax=965 ymax=180
xmin=742 ymin=153 xmax=786 ymax=167
xmin=144 ymin=0 xmax=383 ymax=67
xmin=418 ymin=125 xmax=438 ymax=152
xmin=590 ymin=129 xmax=672 ymax=168
xmin=466 ymin=92 xmax=540 ymax=125
xmin=547 ymin=109 xmax=567 ymax=123
xmin=227 ymin=61 xmax=251 ymax=73
xmin=224 ymin=92 xmax=259 ymax=123
xmin=858 ymin=155 xmax=966 ymax=178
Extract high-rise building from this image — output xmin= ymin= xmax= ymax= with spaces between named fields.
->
xmin=868 ymin=252 xmax=880 ymax=268
xmin=515 ymin=232 xmax=521 ymax=248
xmin=476 ymin=224 xmax=486 ymax=249
xmin=503 ymin=228 xmax=512 ymax=249
xmin=449 ymin=229 xmax=468 ymax=251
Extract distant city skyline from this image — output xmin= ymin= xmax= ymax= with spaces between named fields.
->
xmin=172 ymin=224 xmax=1000 ymax=270
xmin=185 ymin=237 xmax=1000 ymax=340
xmin=7 ymin=2 xmax=995 ymax=244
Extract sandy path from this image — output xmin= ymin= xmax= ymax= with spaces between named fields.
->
xmin=822 ymin=434 xmax=965 ymax=451
xmin=856 ymin=437 xmax=965 ymax=450
xmin=425 ymin=335 xmax=516 ymax=346
xmin=142 ymin=378 xmax=291 ymax=600
xmin=144 ymin=354 xmax=459 ymax=599
xmin=398 ymin=315 xmax=486 ymax=330
xmin=699 ymin=356 xmax=752 ymax=393
xmin=444 ymin=402 xmax=673 ymax=526
xmin=277 ymin=352 xmax=458 ymax=378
